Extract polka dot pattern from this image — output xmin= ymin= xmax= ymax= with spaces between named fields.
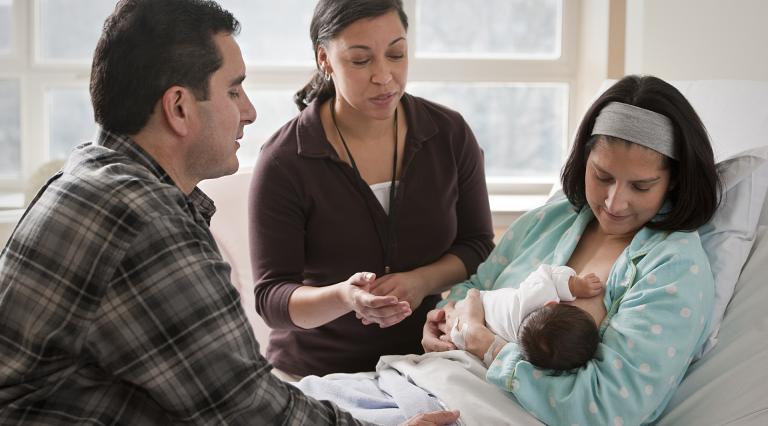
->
xmin=473 ymin=198 xmax=714 ymax=426
xmin=619 ymin=387 xmax=629 ymax=399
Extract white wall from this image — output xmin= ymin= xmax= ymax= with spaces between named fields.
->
xmin=574 ymin=0 xmax=611 ymax=133
xmin=626 ymin=0 xmax=768 ymax=80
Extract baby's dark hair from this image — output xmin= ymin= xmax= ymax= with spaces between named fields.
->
xmin=519 ymin=304 xmax=599 ymax=370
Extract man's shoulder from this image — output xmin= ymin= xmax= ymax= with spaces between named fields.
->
xmin=57 ymin=146 xmax=189 ymax=225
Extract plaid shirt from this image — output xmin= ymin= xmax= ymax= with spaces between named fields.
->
xmin=0 ymin=130 xmax=364 ymax=425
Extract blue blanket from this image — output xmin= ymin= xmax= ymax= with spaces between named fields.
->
xmin=294 ymin=368 xmax=450 ymax=425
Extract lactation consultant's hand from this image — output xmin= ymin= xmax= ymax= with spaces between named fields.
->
xmin=343 ymin=272 xmax=412 ymax=328
xmin=369 ymin=270 xmax=430 ymax=312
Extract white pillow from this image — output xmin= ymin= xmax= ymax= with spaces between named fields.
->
xmin=696 ymin=145 xmax=768 ymax=358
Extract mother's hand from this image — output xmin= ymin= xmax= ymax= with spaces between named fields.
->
xmin=421 ymin=308 xmax=456 ymax=352
xmin=444 ymin=289 xmax=485 ymax=328
xmin=445 ymin=289 xmax=498 ymax=359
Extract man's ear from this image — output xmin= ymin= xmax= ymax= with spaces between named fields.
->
xmin=161 ymin=85 xmax=194 ymax=137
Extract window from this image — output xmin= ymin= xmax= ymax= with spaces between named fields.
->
xmin=408 ymin=83 xmax=567 ymax=179
xmin=415 ymin=0 xmax=561 ymax=59
xmin=0 ymin=0 xmax=577 ymax=208
xmin=0 ymin=80 xmax=20 ymax=178
xmin=408 ymin=0 xmax=575 ymax=192
xmin=0 ymin=0 xmax=11 ymax=55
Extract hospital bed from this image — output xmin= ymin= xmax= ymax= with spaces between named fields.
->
xmin=200 ymin=79 xmax=768 ymax=425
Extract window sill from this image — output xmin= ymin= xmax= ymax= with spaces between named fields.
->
xmin=0 ymin=192 xmax=24 ymax=210
xmin=489 ymin=194 xmax=548 ymax=228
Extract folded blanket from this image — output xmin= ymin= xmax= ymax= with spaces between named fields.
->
xmin=376 ymin=351 xmax=542 ymax=426
xmin=293 ymin=368 xmax=447 ymax=425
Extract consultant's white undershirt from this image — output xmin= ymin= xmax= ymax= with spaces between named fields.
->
xmin=369 ymin=181 xmax=400 ymax=214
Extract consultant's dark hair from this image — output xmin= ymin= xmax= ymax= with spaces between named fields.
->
xmin=519 ymin=304 xmax=599 ymax=371
xmin=90 ymin=0 xmax=240 ymax=134
xmin=561 ymin=75 xmax=721 ymax=231
xmin=294 ymin=0 xmax=408 ymax=111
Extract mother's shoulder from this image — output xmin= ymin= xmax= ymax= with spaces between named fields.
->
xmin=632 ymin=227 xmax=708 ymax=264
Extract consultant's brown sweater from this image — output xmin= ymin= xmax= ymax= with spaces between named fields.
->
xmin=249 ymin=93 xmax=494 ymax=376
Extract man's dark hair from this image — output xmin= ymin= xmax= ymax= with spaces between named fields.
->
xmin=90 ymin=0 xmax=240 ymax=134
xmin=561 ymin=75 xmax=721 ymax=231
xmin=519 ymin=304 xmax=599 ymax=371
xmin=294 ymin=0 xmax=408 ymax=110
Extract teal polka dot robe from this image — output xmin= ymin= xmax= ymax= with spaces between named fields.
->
xmin=442 ymin=198 xmax=714 ymax=425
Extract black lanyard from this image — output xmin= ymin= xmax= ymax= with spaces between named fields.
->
xmin=330 ymin=100 xmax=398 ymax=274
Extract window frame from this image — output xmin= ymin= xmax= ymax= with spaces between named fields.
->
xmin=405 ymin=0 xmax=579 ymax=195
xmin=0 ymin=0 xmax=580 ymax=202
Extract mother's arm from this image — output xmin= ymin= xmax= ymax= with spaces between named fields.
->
xmin=486 ymin=252 xmax=715 ymax=425
xmin=424 ymin=206 xmax=545 ymax=352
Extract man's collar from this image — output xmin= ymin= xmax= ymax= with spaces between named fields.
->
xmin=94 ymin=128 xmax=216 ymax=220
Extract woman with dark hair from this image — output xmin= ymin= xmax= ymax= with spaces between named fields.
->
xmin=418 ymin=74 xmax=722 ymax=424
xmin=249 ymin=0 xmax=494 ymax=379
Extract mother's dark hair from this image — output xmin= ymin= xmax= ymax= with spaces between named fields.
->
xmin=561 ymin=75 xmax=721 ymax=231
xmin=90 ymin=0 xmax=240 ymax=135
xmin=294 ymin=0 xmax=408 ymax=111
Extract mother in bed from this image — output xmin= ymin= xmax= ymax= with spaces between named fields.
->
xmin=424 ymin=74 xmax=721 ymax=425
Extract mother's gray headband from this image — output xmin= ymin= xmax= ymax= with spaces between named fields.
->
xmin=591 ymin=102 xmax=677 ymax=160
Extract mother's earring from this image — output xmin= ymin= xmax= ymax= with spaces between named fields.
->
xmin=324 ymin=71 xmax=331 ymax=82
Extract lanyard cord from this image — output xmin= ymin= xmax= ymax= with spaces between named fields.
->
xmin=330 ymin=99 xmax=398 ymax=274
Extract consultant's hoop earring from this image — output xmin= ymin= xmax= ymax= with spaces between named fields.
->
xmin=324 ymin=71 xmax=331 ymax=82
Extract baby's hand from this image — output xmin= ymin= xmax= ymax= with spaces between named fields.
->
xmin=570 ymin=273 xmax=603 ymax=298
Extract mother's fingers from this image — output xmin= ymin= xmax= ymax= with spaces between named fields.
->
xmin=422 ymin=308 xmax=456 ymax=352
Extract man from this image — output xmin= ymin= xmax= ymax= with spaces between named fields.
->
xmin=0 ymin=1 xmax=458 ymax=424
